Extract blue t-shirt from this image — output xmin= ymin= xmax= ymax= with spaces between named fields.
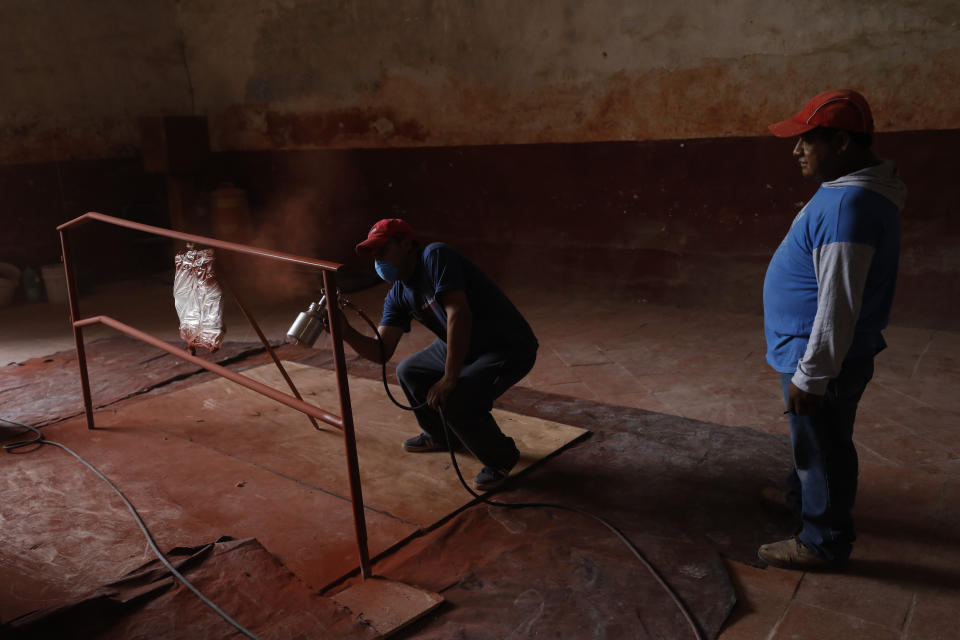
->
xmin=763 ymin=185 xmax=900 ymax=373
xmin=380 ymin=243 xmax=538 ymax=360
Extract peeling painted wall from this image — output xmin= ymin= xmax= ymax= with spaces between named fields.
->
xmin=1 ymin=1 xmax=957 ymax=329
xmin=0 ymin=0 xmax=192 ymax=163
xmin=1 ymin=0 xmax=958 ymax=161
xmin=187 ymin=0 xmax=960 ymax=151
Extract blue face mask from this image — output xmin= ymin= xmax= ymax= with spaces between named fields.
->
xmin=375 ymin=259 xmax=400 ymax=283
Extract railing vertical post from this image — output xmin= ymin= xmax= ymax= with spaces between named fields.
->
xmin=323 ymin=272 xmax=372 ymax=579
xmin=59 ymin=229 xmax=95 ymax=429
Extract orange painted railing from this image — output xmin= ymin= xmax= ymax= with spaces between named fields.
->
xmin=55 ymin=212 xmax=371 ymax=578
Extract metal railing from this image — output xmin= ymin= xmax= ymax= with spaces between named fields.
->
xmin=55 ymin=212 xmax=371 ymax=578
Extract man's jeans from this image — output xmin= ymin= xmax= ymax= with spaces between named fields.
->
xmin=396 ymin=339 xmax=537 ymax=470
xmin=781 ymin=355 xmax=874 ymax=563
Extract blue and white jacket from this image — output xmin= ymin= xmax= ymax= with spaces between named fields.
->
xmin=763 ymin=161 xmax=907 ymax=394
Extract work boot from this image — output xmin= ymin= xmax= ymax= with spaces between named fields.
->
xmin=473 ymin=466 xmax=511 ymax=492
xmin=401 ymin=432 xmax=448 ymax=453
xmin=757 ymin=537 xmax=838 ymax=571
xmin=473 ymin=447 xmax=520 ymax=492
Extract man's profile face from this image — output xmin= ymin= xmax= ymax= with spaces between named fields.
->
xmin=373 ymin=235 xmax=416 ymax=280
xmin=793 ymin=129 xmax=843 ymax=182
xmin=373 ymin=235 xmax=412 ymax=269
xmin=372 ymin=236 xmax=398 ymax=261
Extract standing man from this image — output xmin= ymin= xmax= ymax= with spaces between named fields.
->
xmin=337 ymin=219 xmax=538 ymax=491
xmin=759 ymin=89 xmax=906 ymax=569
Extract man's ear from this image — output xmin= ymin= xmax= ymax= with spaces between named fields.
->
xmin=398 ymin=235 xmax=417 ymax=269
xmin=834 ymin=130 xmax=852 ymax=154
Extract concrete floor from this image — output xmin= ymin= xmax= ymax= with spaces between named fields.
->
xmin=2 ymin=276 xmax=958 ymax=639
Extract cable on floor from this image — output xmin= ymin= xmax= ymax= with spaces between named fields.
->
xmin=1 ymin=416 xmax=262 ymax=640
xmin=344 ymin=301 xmax=704 ymax=640
xmin=3 ymin=301 xmax=703 ymax=640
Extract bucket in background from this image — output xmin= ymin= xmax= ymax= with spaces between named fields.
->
xmin=41 ymin=264 xmax=68 ymax=304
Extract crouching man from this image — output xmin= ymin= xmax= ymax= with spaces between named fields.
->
xmin=335 ymin=219 xmax=538 ymax=491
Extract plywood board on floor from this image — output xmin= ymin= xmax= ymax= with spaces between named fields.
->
xmin=331 ymin=577 xmax=444 ymax=638
xmin=86 ymin=361 xmax=588 ymax=526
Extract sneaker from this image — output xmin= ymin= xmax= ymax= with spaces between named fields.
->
xmin=473 ymin=466 xmax=511 ymax=492
xmin=401 ymin=432 xmax=448 ymax=453
xmin=757 ymin=537 xmax=837 ymax=571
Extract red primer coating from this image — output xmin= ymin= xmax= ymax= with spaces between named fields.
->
xmin=57 ymin=212 xmax=373 ymax=579
xmin=58 ymin=211 xmax=343 ymax=272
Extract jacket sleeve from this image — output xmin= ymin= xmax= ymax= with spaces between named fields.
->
xmin=791 ymin=241 xmax=875 ymax=394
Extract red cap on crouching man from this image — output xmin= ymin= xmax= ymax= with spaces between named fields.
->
xmin=354 ymin=219 xmax=418 ymax=255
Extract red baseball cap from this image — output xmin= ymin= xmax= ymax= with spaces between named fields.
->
xmin=768 ymin=89 xmax=874 ymax=138
xmin=355 ymin=218 xmax=417 ymax=255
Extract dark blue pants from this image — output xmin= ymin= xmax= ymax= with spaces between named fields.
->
xmin=780 ymin=355 xmax=874 ymax=563
xmin=396 ymin=339 xmax=537 ymax=469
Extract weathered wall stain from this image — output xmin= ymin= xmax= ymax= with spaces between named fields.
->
xmin=0 ymin=0 xmax=190 ymax=163
xmin=199 ymin=50 xmax=960 ymax=152
xmin=1 ymin=1 xmax=958 ymax=162
xmin=0 ymin=1 xmax=957 ymax=331
xmin=220 ymin=105 xmax=430 ymax=149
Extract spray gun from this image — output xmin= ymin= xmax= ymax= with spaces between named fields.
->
xmin=287 ymin=289 xmax=372 ymax=347
xmin=286 ymin=293 xmax=331 ymax=346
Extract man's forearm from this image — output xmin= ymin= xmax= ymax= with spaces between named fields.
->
xmin=794 ymin=241 xmax=874 ymax=394
xmin=443 ymin=308 xmax=471 ymax=380
xmin=341 ymin=321 xmax=387 ymax=363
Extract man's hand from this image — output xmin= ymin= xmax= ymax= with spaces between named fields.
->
xmin=427 ymin=376 xmax=458 ymax=411
xmin=787 ymin=382 xmax=825 ymax=416
xmin=322 ymin=305 xmax=345 ymax=334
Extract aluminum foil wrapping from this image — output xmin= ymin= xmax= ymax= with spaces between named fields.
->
xmin=174 ymin=247 xmax=225 ymax=353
